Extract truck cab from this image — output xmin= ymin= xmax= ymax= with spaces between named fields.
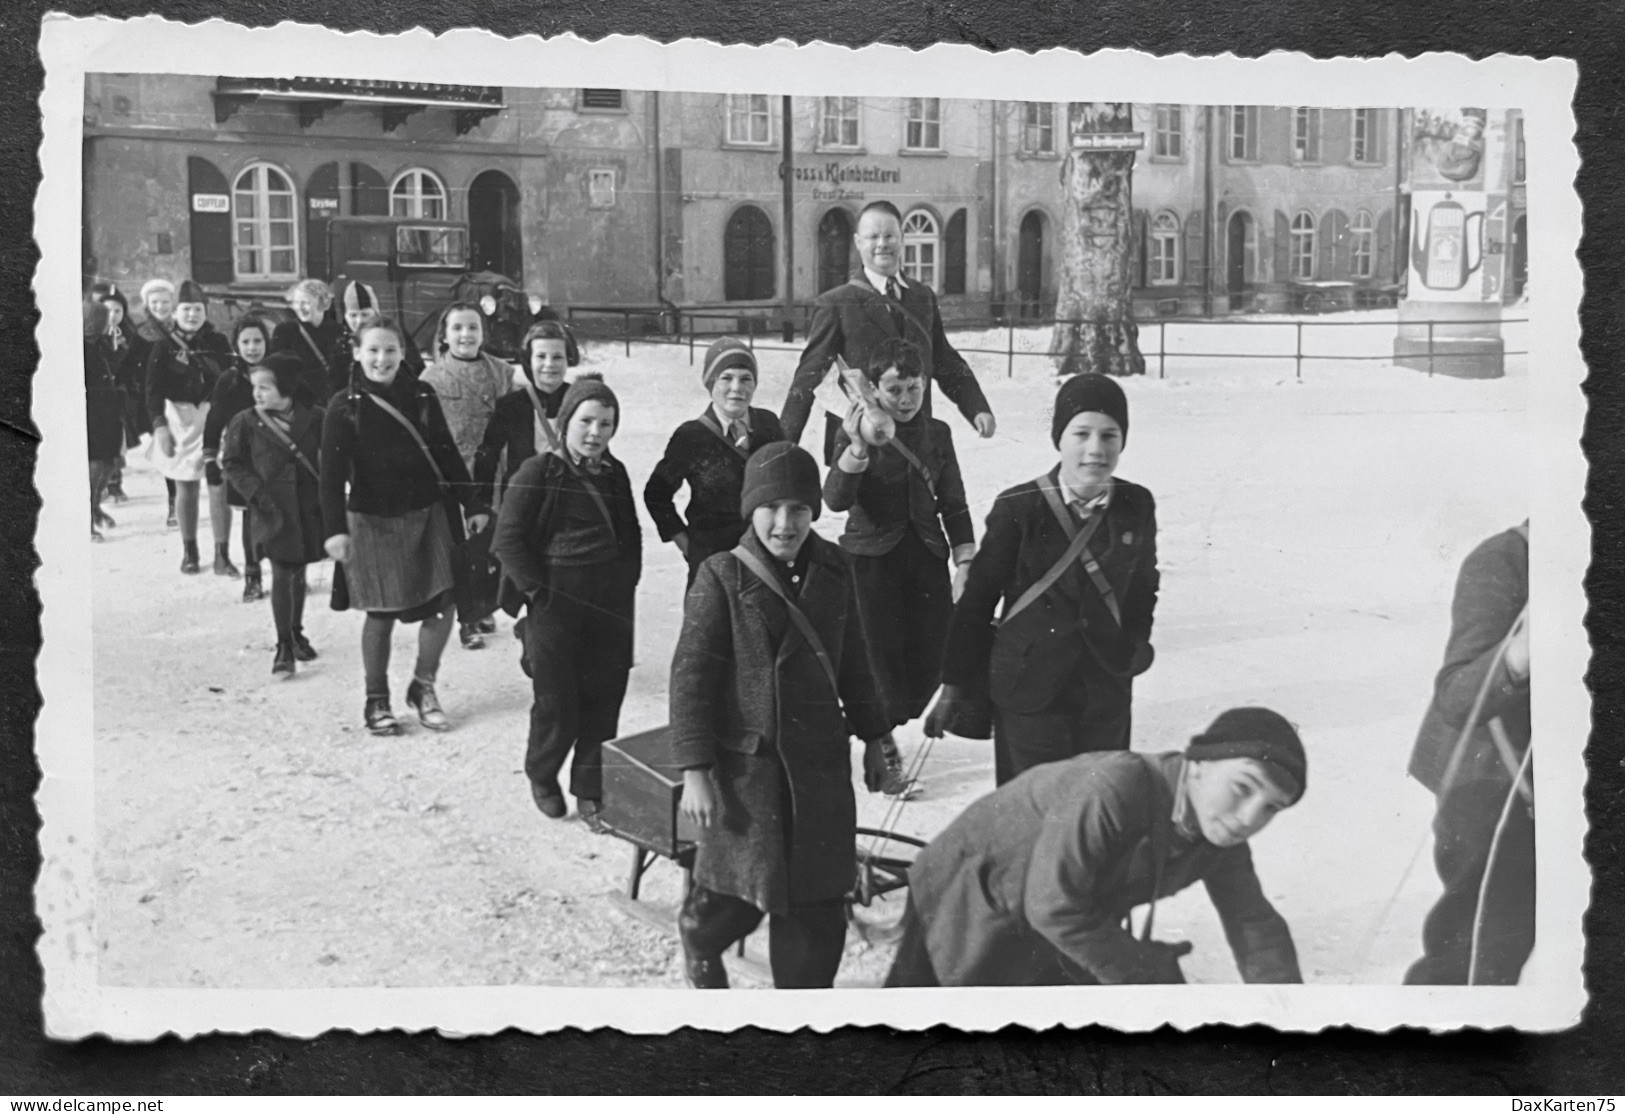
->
xmin=327 ymin=216 xmax=470 ymax=352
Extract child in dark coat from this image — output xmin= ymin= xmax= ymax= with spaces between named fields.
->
xmin=643 ymin=338 xmax=787 ymax=586
xmin=926 ymin=374 xmax=1160 ymax=785
xmin=203 ymin=315 xmax=269 ymax=591
xmin=320 ymin=319 xmax=490 ymax=735
xmin=824 ymin=336 xmax=973 ymax=732
xmin=492 ymin=375 xmax=642 ymax=830
xmin=671 ymin=442 xmax=897 ymax=989
xmin=268 ymin=278 xmax=339 ymax=405
xmin=222 ymin=354 xmax=328 ymax=677
xmin=474 ymin=320 xmax=574 ymax=508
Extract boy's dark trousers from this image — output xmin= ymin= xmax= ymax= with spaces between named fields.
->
xmin=1405 ymin=775 xmax=1536 ymax=985
xmin=679 ymin=883 xmax=847 ymax=989
xmin=849 ymin=531 xmax=953 ymax=725
xmin=523 ymin=560 xmax=636 ymax=802
xmin=992 ymin=660 xmax=1131 ymax=786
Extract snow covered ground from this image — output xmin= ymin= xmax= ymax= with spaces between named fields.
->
xmin=91 ymin=315 xmax=1528 ymax=988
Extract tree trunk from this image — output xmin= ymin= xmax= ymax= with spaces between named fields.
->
xmin=1050 ymin=102 xmax=1146 ymax=378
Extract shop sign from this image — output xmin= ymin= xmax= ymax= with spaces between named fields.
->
xmin=779 ymin=160 xmax=902 ymax=187
xmin=191 ymin=194 xmax=230 ymax=213
xmin=1071 ymin=132 xmax=1146 ymax=151
xmin=308 ymin=196 xmax=339 ymax=215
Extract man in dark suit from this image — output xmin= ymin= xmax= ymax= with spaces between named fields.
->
xmin=780 ymin=200 xmax=996 ymax=462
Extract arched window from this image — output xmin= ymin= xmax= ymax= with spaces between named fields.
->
xmin=723 ymin=205 xmax=775 ymax=301
xmin=390 ymin=168 xmax=447 ymax=220
xmin=1290 ymin=211 xmax=1317 ymax=280
xmin=901 ymin=209 xmax=939 ymax=288
xmin=1350 ymin=209 xmax=1375 ymax=279
xmin=1149 ymin=211 xmax=1181 ymax=285
xmin=231 ymin=162 xmax=299 ymax=281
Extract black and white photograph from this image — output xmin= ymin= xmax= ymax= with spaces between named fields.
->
xmin=33 ymin=17 xmax=1588 ymax=1037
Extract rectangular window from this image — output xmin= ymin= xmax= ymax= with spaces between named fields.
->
xmin=1228 ymin=106 xmax=1258 ymax=162
xmin=1290 ymin=214 xmax=1317 ymax=280
xmin=1292 ymin=107 xmax=1322 ymax=163
xmin=1351 ymin=108 xmax=1382 ymax=164
xmin=1154 ymin=105 xmax=1183 ymax=159
xmin=819 ymin=97 xmax=861 ymax=149
xmin=905 ymin=98 xmax=942 ymax=150
xmin=725 ymin=94 xmax=773 ymax=145
xmin=395 ymin=225 xmax=467 ymax=268
xmin=1022 ymin=102 xmax=1054 ymax=153
xmin=1350 ymin=213 xmax=1375 ymax=279
xmin=1514 ymin=117 xmax=1526 ymax=184
xmin=580 ymin=89 xmax=625 ymax=111
xmin=588 ymin=168 xmax=616 ymax=208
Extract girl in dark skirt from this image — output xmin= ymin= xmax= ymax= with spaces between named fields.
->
xmin=643 ymin=337 xmax=786 ymax=586
xmin=320 ymin=320 xmax=491 ymax=735
xmin=202 ymin=315 xmax=269 ymax=585
xmin=222 ymin=353 xmax=327 ymax=677
xmin=83 ymin=301 xmax=125 ymax=540
xmin=492 ymin=374 xmax=641 ymax=828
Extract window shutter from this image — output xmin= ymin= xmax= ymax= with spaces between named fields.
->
xmin=1183 ymin=209 xmax=1203 ymax=287
xmin=1375 ymin=209 xmax=1395 ymax=283
xmin=187 ymin=157 xmax=233 ymax=285
xmin=1319 ymin=210 xmax=1339 ymax=278
xmin=349 ymin=162 xmax=388 ymax=216
xmin=1272 ymin=210 xmax=1291 ymax=282
xmin=944 ymin=209 xmax=967 ymax=295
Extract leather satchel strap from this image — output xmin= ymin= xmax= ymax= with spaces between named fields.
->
xmin=731 ymin=544 xmax=839 ymax=698
xmin=887 ymin=436 xmax=936 ymax=497
xmin=553 ymin=448 xmax=618 ymax=542
xmin=1037 ymin=475 xmax=1122 ymax=627
xmin=365 ymin=392 xmax=448 ymax=493
xmin=518 ymin=377 xmax=565 ymax=454
xmin=997 ymin=482 xmax=1109 ymax=628
xmin=252 ymin=410 xmax=320 ymax=481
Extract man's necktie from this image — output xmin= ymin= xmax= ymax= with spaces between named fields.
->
xmin=884 ymin=278 xmax=904 ymax=333
xmin=730 ymin=420 xmax=749 ymax=449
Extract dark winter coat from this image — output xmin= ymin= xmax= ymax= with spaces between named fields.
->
xmin=491 ymin=448 xmax=642 ymax=616
xmin=221 ymin=403 xmax=327 ymax=564
xmin=907 ymin=750 xmax=1301 ymax=985
xmin=472 ymin=380 xmax=568 ymax=504
xmin=669 ymin=530 xmax=891 ymax=914
xmin=781 ymin=275 xmax=992 ymax=448
xmin=824 ymin=414 xmax=973 ymax=559
xmin=318 ymin=376 xmax=486 ymax=541
xmin=1409 ymin=526 xmax=1530 ymax=795
xmin=643 ymin=405 xmax=786 ymax=550
xmin=203 ymin=360 xmax=256 ymax=505
xmin=83 ymin=341 xmax=125 ymax=462
xmin=268 ymin=317 xmax=340 ymax=405
xmin=127 ymin=317 xmax=168 ymax=426
xmin=942 ymin=469 xmax=1159 ymax=714
xmin=144 ymin=322 xmax=232 ymax=426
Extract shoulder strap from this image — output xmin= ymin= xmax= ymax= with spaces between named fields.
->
xmin=1036 ymin=474 xmax=1122 ymax=627
xmin=698 ymin=410 xmax=751 ymax=461
xmin=296 ymin=323 xmax=326 ymax=365
xmin=518 ymin=378 xmax=564 ymax=453
xmin=554 ymin=449 xmax=618 ymax=541
xmin=886 ymin=436 xmax=936 ymax=497
xmin=364 ymin=392 xmax=448 ymax=492
xmin=731 ymin=544 xmax=840 ymax=698
xmin=998 ymin=482 xmax=1111 ymax=628
xmin=252 ymin=410 xmax=321 ymax=480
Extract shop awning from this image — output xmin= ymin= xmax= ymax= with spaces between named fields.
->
xmin=213 ymin=77 xmax=504 ymax=133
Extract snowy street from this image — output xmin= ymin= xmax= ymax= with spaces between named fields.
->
xmin=92 ymin=316 xmax=1528 ymax=988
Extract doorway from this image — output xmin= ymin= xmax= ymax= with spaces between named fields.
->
xmin=1227 ymin=210 xmax=1254 ymax=299
xmin=724 ymin=205 xmax=776 ymax=301
xmin=1016 ymin=210 xmax=1045 ymax=319
xmin=468 ymin=170 xmax=522 ymax=281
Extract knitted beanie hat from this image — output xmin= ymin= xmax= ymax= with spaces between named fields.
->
xmin=740 ymin=441 xmax=821 ymax=521
xmin=1051 ymin=373 xmax=1129 ymax=449
xmin=557 ymin=373 xmax=620 ymax=434
xmin=1186 ymin=707 xmax=1307 ymax=804
xmin=175 ymin=279 xmax=208 ymax=307
xmin=702 ymin=337 xmax=757 ymax=392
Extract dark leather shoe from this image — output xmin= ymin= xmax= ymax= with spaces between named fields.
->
xmin=292 ymin=632 xmax=317 ymax=662
xmin=530 ymin=780 xmax=567 ymax=819
xmin=272 ymin=641 xmax=296 ymax=679
xmin=578 ymin=798 xmax=607 ymax=833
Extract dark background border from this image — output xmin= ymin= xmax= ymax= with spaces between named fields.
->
xmin=3 ymin=0 xmax=1620 ymax=1094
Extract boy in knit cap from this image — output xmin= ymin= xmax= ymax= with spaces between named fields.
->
xmin=824 ymin=335 xmax=973 ymax=737
xmin=493 ymin=374 xmax=641 ymax=829
xmin=644 ymin=337 xmax=787 ymax=586
xmin=669 ymin=442 xmax=897 ymax=988
xmin=926 ymin=373 xmax=1160 ymax=784
xmin=886 ymin=707 xmax=1307 ymax=986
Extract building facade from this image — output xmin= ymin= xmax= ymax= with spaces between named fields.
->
xmin=81 ymin=77 xmax=1523 ymax=326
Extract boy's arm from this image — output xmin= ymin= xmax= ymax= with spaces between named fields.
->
xmin=491 ymin=458 xmax=552 ymax=597
xmin=934 ymin=423 xmax=976 ymax=558
xmin=1203 ymin=845 xmax=1303 ymax=983
xmin=781 ymin=302 xmax=843 ymax=443
xmin=643 ymin=428 xmax=694 ymax=543
xmin=940 ymin=494 xmax=1020 ymax=694
xmin=1432 ymin=538 xmax=1529 ymax=727
xmin=1122 ymin=491 xmax=1160 ymax=670
xmin=219 ymin=415 xmax=266 ymax=510
xmin=822 ymin=426 xmax=867 ymax=512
